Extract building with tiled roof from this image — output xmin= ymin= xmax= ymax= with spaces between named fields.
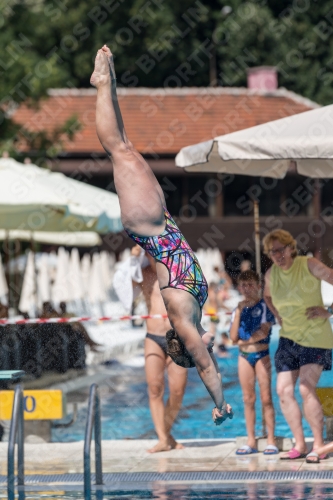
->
xmin=13 ymin=86 xmax=317 ymax=157
xmin=12 ymin=76 xmax=331 ymax=265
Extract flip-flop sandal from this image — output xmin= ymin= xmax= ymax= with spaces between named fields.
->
xmin=305 ymin=451 xmax=320 ymax=464
xmin=306 ymin=451 xmax=328 ymax=463
xmin=263 ymin=445 xmax=279 ymax=455
xmin=236 ymin=445 xmax=258 ymax=455
xmin=280 ymin=448 xmax=307 ymax=460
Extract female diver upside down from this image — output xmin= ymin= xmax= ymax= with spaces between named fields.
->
xmin=91 ymin=45 xmax=233 ymax=425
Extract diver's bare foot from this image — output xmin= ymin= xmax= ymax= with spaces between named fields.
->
xmin=147 ymin=441 xmax=171 ymax=454
xmin=169 ymin=435 xmax=184 ymax=450
xmin=90 ymin=49 xmax=110 ymax=88
xmin=101 ymin=44 xmax=116 ymax=80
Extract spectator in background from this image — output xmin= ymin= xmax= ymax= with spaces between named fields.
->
xmin=41 ymin=301 xmax=59 ymax=319
xmin=217 ymin=332 xmax=232 ymax=357
xmin=131 ymin=245 xmax=187 ymax=453
xmin=230 ymin=270 xmax=276 ymax=456
xmin=214 ymin=266 xmax=233 ymax=303
xmin=18 ymin=311 xmax=29 ymax=320
xmin=203 ymin=282 xmax=220 ymax=339
xmin=240 ymin=260 xmax=251 ymax=272
xmin=263 ymin=229 xmax=333 ymax=462
xmin=59 ymin=302 xmax=101 ymax=352
xmin=0 ymin=303 xmax=8 ymax=319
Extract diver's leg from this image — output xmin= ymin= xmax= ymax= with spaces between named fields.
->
xmin=91 ymin=46 xmax=165 ymax=236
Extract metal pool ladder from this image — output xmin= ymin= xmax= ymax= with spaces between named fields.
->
xmin=84 ymin=383 xmax=103 ymax=499
xmin=8 ymin=384 xmax=24 ymax=500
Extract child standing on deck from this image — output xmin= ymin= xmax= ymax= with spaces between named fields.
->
xmin=230 ymin=271 xmax=277 ymax=455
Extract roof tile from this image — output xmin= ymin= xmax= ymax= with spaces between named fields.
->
xmin=12 ymin=87 xmax=316 ymax=155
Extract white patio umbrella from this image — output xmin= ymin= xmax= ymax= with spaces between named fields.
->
xmin=176 ymin=104 xmax=333 ymax=273
xmin=0 ymin=157 xmax=122 ymax=233
xmin=0 ymin=254 xmax=8 ymax=305
xmin=0 ymin=230 xmax=102 ymax=246
xmin=37 ymin=253 xmax=51 ymax=310
xmin=176 ymin=104 xmax=333 ymax=177
xmin=18 ymin=251 xmax=36 ymax=315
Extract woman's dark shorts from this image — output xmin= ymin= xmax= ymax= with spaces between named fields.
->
xmin=275 ymin=336 xmax=332 ymax=373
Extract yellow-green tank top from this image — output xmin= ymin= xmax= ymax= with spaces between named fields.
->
xmin=270 ymin=256 xmax=333 ymax=348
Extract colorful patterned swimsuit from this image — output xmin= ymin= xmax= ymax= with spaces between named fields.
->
xmin=125 ymin=208 xmax=208 ymax=309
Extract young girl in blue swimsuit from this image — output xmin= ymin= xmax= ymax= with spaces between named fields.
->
xmin=230 ymin=271 xmax=276 ymax=454
xmin=90 ymin=45 xmax=232 ymax=425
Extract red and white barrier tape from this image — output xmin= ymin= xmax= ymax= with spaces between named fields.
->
xmin=0 ymin=312 xmax=231 ymax=326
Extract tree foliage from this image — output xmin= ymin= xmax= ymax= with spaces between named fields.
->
xmin=1 ymin=0 xmax=333 ymax=155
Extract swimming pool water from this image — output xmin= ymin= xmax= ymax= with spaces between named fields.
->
xmin=53 ymin=326 xmax=333 ymax=442
xmin=6 ymin=483 xmax=333 ymax=499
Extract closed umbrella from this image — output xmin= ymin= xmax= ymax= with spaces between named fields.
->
xmin=66 ymin=248 xmax=84 ymax=315
xmin=37 ymin=253 xmax=51 ymax=310
xmin=52 ymin=247 xmax=70 ymax=305
xmin=18 ymin=251 xmax=36 ymax=315
xmin=69 ymin=248 xmax=84 ymax=302
xmin=0 ymin=254 xmax=8 ymax=305
xmin=120 ymin=249 xmax=131 ymax=262
xmin=89 ymin=253 xmax=107 ymax=304
xmin=89 ymin=253 xmax=107 ymax=315
xmin=0 ymin=157 xmax=122 ymax=233
xmin=81 ymin=253 xmax=91 ymax=314
xmin=212 ymin=248 xmax=223 ymax=270
xmin=100 ymin=251 xmax=112 ymax=295
xmin=195 ymin=249 xmax=211 ymax=284
xmin=81 ymin=254 xmax=91 ymax=295
xmin=176 ymin=104 xmax=333 ymax=273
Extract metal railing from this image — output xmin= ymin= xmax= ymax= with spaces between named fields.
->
xmin=84 ymin=383 xmax=103 ymax=499
xmin=8 ymin=384 xmax=24 ymax=500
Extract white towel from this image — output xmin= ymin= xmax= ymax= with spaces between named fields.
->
xmin=113 ymin=250 xmax=145 ymax=311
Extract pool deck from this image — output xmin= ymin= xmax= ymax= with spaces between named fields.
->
xmin=0 ymin=439 xmax=332 ymax=476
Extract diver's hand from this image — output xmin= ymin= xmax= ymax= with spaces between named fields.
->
xmin=212 ymin=403 xmax=233 ymax=425
xmin=201 ymin=331 xmax=215 ymax=350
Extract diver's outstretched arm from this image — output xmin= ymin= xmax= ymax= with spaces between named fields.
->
xmin=175 ymin=319 xmax=231 ymax=422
